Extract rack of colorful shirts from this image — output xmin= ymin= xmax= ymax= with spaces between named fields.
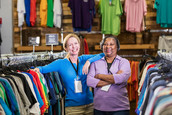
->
xmin=123 ymin=54 xmax=156 ymax=106
xmin=0 ymin=52 xmax=67 ymax=115
xmin=136 ymin=51 xmax=172 ymax=115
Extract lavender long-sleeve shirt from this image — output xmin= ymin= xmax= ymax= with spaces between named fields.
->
xmin=87 ymin=55 xmax=131 ymax=111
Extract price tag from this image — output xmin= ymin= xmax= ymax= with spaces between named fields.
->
xmin=46 ymin=34 xmax=59 ymax=45
xmin=28 ymin=37 xmax=40 ymax=46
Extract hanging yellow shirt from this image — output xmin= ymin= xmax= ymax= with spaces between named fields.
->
xmin=40 ymin=0 xmax=47 ymax=27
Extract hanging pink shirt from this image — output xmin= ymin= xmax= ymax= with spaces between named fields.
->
xmin=125 ymin=0 xmax=147 ymax=32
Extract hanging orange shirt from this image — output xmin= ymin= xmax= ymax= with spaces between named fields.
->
xmin=135 ymin=61 xmax=140 ymax=107
xmin=128 ymin=60 xmax=133 ymax=84
xmin=127 ymin=61 xmax=133 ymax=101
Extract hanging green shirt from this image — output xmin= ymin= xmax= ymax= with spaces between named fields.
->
xmin=39 ymin=73 xmax=50 ymax=107
xmin=47 ymin=0 xmax=54 ymax=27
xmin=100 ymin=0 xmax=123 ymax=35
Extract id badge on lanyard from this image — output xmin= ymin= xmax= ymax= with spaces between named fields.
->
xmin=101 ymin=84 xmax=111 ymax=92
xmin=69 ymin=58 xmax=83 ymax=93
xmin=101 ymin=57 xmax=115 ymax=92
xmin=74 ymin=76 xmax=82 ymax=93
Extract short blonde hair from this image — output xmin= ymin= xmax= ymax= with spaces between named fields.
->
xmin=63 ymin=33 xmax=81 ymax=51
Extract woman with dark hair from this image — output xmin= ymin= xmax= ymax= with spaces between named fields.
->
xmin=87 ymin=36 xmax=131 ymax=115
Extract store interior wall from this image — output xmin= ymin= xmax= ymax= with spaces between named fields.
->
xmin=0 ymin=0 xmax=13 ymax=54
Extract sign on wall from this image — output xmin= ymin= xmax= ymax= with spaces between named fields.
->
xmin=45 ymin=34 xmax=59 ymax=45
xmin=28 ymin=36 xmax=40 ymax=46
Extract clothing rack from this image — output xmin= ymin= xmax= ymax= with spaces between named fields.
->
xmin=149 ymin=29 xmax=172 ymax=33
xmin=0 ymin=51 xmax=67 ymax=67
xmin=136 ymin=53 xmax=172 ymax=115
xmin=157 ymin=51 xmax=172 ymax=61
xmin=0 ymin=55 xmax=65 ymax=115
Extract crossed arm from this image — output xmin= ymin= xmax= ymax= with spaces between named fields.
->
xmin=87 ymin=58 xmax=131 ymax=88
xmin=94 ymin=70 xmax=123 ymax=87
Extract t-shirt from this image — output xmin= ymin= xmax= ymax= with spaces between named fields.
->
xmin=40 ymin=0 xmax=47 ymax=27
xmin=24 ymin=0 xmax=31 ymax=26
xmin=30 ymin=0 xmax=36 ymax=26
xmin=17 ymin=0 xmax=26 ymax=27
xmin=53 ymin=0 xmax=62 ymax=28
xmin=99 ymin=0 xmax=123 ymax=35
xmin=47 ymin=0 xmax=54 ymax=27
xmin=68 ymin=0 xmax=95 ymax=29
xmin=124 ymin=0 xmax=147 ymax=32
xmin=154 ymin=0 xmax=172 ymax=27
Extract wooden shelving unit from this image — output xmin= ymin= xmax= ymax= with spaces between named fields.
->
xmin=16 ymin=46 xmax=63 ymax=52
xmin=95 ymin=44 xmax=155 ymax=50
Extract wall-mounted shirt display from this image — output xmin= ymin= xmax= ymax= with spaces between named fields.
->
xmin=124 ymin=0 xmax=147 ymax=32
xmin=68 ymin=0 xmax=95 ymax=31
xmin=53 ymin=0 xmax=62 ymax=28
xmin=17 ymin=0 xmax=25 ymax=27
xmin=30 ymin=0 xmax=37 ymax=26
xmin=99 ymin=0 xmax=123 ymax=35
xmin=40 ymin=0 xmax=47 ymax=27
xmin=154 ymin=0 xmax=172 ymax=28
xmin=24 ymin=0 xmax=31 ymax=26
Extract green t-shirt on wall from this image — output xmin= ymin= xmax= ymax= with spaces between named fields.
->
xmin=100 ymin=0 xmax=123 ymax=35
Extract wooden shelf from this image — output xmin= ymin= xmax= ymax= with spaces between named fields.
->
xmin=95 ymin=44 xmax=155 ymax=50
xmin=16 ymin=46 xmax=63 ymax=51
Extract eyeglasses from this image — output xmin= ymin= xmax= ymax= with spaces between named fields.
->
xmin=103 ymin=44 xmax=115 ymax=47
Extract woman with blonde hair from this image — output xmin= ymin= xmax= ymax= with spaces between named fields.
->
xmin=34 ymin=33 xmax=104 ymax=115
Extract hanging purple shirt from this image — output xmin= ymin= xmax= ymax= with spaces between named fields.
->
xmin=68 ymin=0 xmax=95 ymax=29
xmin=87 ymin=55 xmax=131 ymax=111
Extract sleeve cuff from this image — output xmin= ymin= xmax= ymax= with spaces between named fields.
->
xmin=113 ymin=74 xmax=121 ymax=84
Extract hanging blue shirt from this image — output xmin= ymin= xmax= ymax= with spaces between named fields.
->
xmin=0 ymin=97 xmax=12 ymax=115
xmin=0 ymin=78 xmax=20 ymax=115
xmin=44 ymin=73 xmax=57 ymax=105
xmin=24 ymin=0 xmax=31 ymax=26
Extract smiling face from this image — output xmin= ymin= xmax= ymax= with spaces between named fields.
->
xmin=66 ymin=37 xmax=80 ymax=56
xmin=103 ymin=37 xmax=117 ymax=57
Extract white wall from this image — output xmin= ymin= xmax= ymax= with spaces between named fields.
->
xmin=0 ymin=0 xmax=13 ymax=54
